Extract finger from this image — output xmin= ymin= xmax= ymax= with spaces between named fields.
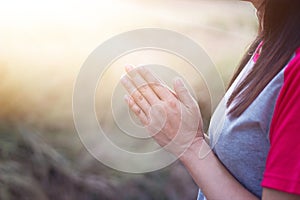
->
xmin=127 ymin=65 xmax=177 ymax=99
xmin=173 ymin=77 xmax=198 ymax=108
xmin=145 ymin=105 xmax=171 ymax=146
xmin=146 ymin=104 xmax=166 ymax=136
xmin=121 ymin=75 xmax=151 ymax=115
xmin=125 ymin=95 xmax=169 ymax=145
xmin=124 ymin=95 xmax=148 ymax=125
xmin=136 ymin=66 xmax=175 ymax=101
xmin=125 ymin=65 xmax=160 ymax=105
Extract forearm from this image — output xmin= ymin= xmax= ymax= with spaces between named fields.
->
xmin=180 ymin=138 xmax=259 ymax=200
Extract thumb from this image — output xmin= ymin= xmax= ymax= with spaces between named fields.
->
xmin=173 ymin=77 xmax=197 ymax=107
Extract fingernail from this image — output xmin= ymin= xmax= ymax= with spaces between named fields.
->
xmin=124 ymin=95 xmax=129 ymax=103
xmin=120 ymin=76 xmax=127 ymax=84
xmin=125 ymin=65 xmax=134 ymax=72
xmin=138 ymin=65 xmax=145 ymax=71
xmin=174 ymin=77 xmax=183 ymax=87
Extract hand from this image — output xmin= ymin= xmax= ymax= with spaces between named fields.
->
xmin=121 ymin=65 xmax=204 ymax=157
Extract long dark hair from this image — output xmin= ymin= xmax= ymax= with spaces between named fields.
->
xmin=227 ymin=0 xmax=300 ymax=117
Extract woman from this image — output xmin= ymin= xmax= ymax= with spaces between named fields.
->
xmin=121 ymin=0 xmax=300 ymax=199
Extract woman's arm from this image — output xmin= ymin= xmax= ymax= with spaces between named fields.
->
xmin=180 ymin=137 xmax=300 ymax=200
xmin=180 ymin=138 xmax=258 ymax=200
xmin=121 ymin=65 xmax=300 ymax=200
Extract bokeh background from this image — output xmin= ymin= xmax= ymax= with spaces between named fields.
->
xmin=0 ymin=0 xmax=257 ymax=199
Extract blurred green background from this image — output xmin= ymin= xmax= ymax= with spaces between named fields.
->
xmin=0 ymin=0 xmax=257 ymax=199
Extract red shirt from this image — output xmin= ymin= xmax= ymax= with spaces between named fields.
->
xmin=262 ymin=48 xmax=300 ymax=195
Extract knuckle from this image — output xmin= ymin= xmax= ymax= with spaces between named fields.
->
xmin=133 ymin=91 xmax=143 ymax=101
xmin=133 ymin=106 xmax=141 ymax=114
xmin=167 ymin=98 xmax=177 ymax=108
xmin=153 ymin=82 xmax=163 ymax=89
xmin=139 ymin=84 xmax=149 ymax=93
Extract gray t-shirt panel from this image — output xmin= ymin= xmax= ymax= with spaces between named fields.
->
xmin=197 ymin=57 xmax=286 ymax=199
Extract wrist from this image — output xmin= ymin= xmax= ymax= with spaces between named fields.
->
xmin=179 ymin=136 xmax=206 ymax=163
